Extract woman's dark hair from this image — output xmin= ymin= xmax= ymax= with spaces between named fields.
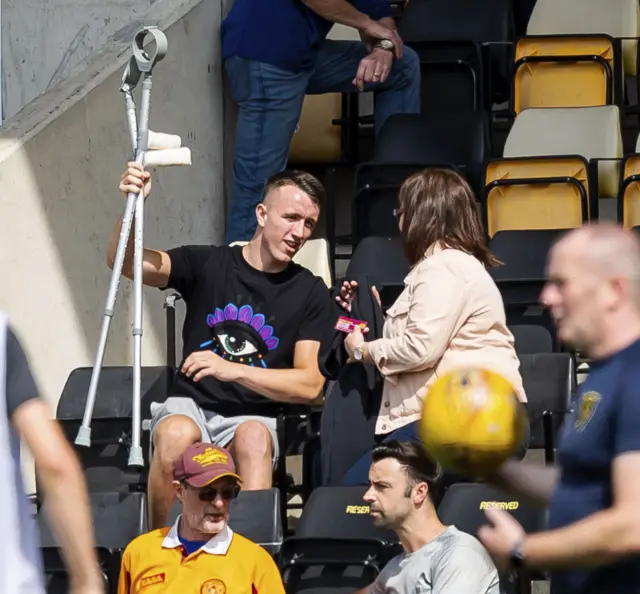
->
xmin=372 ymin=440 xmax=442 ymax=500
xmin=397 ymin=167 xmax=500 ymax=268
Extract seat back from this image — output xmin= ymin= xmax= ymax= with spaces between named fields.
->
xmin=618 ymin=153 xmax=640 ymax=229
xmin=438 ymin=482 xmax=545 ymax=535
xmin=352 ymin=185 xmax=400 ymax=245
xmin=504 ymin=105 xmax=622 ymax=197
xmin=295 ymin=486 xmax=397 ymax=542
xmin=167 ymin=489 xmax=284 ymax=555
xmin=527 ymin=0 xmax=639 ymax=75
xmin=397 ymin=0 xmax=514 ymax=103
xmin=514 ymin=34 xmax=615 ymax=114
xmin=485 ymin=156 xmax=590 ymax=237
xmin=280 ymin=487 xmax=400 ymax=592
xmin=55 ymin=366 xmax=172 ymax=492
xmin=355 ymin=162 xmax=430 ymax=189
xmin=519 ymin=353 xmax=575 ymax=452
xmin=489 ymin=228 xmax=569 ymax=306
xmin=39 ymin=492 xmax=146 ymax=593
xmin=374 ymin=111 xmax=491 ymax=169
xmin=509 ymin=324 xmax=555 ymax=354
xmin=289 ymin=94 xmax=343 ymax=164
xmin=345 ymin=237 xmax=409 ymax=289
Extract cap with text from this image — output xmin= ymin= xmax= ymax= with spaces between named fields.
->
xmin=172 ymin=443 xmax=242 ymax=488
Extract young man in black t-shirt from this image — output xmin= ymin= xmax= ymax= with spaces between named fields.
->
xmin=112 ymin=164 xmax=336 ymax=529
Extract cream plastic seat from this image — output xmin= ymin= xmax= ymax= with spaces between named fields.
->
xmin=527 ymin=0 xmax=639 ymax=76
xmin=230 ymin=239 xmax=333 ymax=289
xmin=503 ymin=105 xmax=623 ymax=198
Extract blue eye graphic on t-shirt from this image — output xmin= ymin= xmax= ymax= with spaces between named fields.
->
xmin=199 ymin=303 xmax=280 ymax=368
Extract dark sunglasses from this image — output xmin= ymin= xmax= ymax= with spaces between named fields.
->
xmin=184 ymin=483 xmax=240 ymax=502
xmin=393 ymin=208 xmax=403 ymax=219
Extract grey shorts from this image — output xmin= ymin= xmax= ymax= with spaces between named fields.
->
xmin=149 ymin=397 xmax=279 ymax=463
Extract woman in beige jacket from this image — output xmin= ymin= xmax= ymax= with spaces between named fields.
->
xmin=340 ymin=167 xmax=527 ymax=485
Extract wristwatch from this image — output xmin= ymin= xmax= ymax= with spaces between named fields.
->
xmin=508 ymin=539 xmax=527 ymax=569
xmin=353 ymin=345 xmax=365 ymax=362
xmin=373 ymin=39 xmax=396 ymax=57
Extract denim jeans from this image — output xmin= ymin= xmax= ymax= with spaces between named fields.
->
xmin=224 ymin=41 xmax=421 ymax=244
xmin=342 ymin=417 xmax=532 ymax=487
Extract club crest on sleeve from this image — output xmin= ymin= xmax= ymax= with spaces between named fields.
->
xmin=574 ymin=391 xmax=602 ymax=432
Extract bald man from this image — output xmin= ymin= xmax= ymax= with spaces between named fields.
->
xmin=476 ymin=223 xmax=640 ymax=594
xmin=111 ymin=164 xmax=335 ymax=529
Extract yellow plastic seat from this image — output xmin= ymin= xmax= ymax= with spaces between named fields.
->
xmin=484 ymin=156 xmax=590 ymax=237
xmin=618 ymin=151 xmax=640 ymax=229
xmin=513 ymin=35 xmax=615 ymax=114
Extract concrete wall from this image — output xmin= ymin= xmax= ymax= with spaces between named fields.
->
xmin=2 ymin=0 xmax=157 ymax=120
xmin=0 ymin=0 xmax=224 ymax=465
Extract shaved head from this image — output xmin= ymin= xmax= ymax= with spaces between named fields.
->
xmin=542 ymin=223 xmax=640 ymax=357
xmin=557 ymin=224 xmax=640 ymax=307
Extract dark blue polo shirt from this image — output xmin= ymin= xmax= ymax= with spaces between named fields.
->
xmin=548 ymin=338 xmax=640 ymax=594
xmin=221 ymin=0 xmax=392 ymax=73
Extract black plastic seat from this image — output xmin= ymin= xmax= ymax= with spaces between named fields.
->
xmin=489 ymin=229 xmax=570 ymax=308
xmin=345 ymin=237 xmax=409 ymax=311
xmin=437 ymin=482 xmax=546 ymax=594
xmin=519 ymin=353 xmax=575 ymax=464
xmin=280 ymin=486 xmax=401 ymax=592
xmin=397 ymin=0 xmax=514 ymax=105
xmin=374 ymin=111 xmax=491 ymax=167
xmin=38 ymin=491 xmax=147 ymax=594
xmin=54 ymin=366 xmax=173 ymax=493
xmin=509 ymin=324 xmax=555 ymax=354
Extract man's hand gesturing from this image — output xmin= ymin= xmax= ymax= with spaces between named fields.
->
xmin=181 ymin=351 xmax=240 ymax=383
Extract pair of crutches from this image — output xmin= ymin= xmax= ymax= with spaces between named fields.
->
xmin=75 ymin=27 xmax=191 ymax=467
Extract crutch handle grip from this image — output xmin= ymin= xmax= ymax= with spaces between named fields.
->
xmin=144 ymin=147 xmax=192 ymax=167
xmin=132 ymin=27 xmax=168 ymax=73
xmin=148 ymin=131 xmax=182 ymax=150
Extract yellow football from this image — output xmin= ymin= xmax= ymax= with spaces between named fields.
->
xmin=419 ymin=367 xmax=527 ymax=476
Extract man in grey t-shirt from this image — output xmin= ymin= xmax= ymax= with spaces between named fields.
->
xmin=355 ymin=441 xmax=500 ymax=594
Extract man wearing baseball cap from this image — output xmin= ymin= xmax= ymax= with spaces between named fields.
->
xmin=117 ymin=443 xmax=285 ymax=593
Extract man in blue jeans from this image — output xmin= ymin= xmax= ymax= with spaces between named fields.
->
xmin=222 ymin=0 xmax=421 ymax=244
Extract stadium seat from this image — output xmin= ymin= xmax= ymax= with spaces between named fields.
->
xmin=54 ymin=366 xmax=173 ymax=492
xmin=38 ymin=491 xmax=147 ymax=594
xmin=279 ymin=486 xmax=401 ymax=592
xmin=437 ymin=482 xmax=547 ymax=594
xmin=503 ymin=105 xmax=623 ymax=199
xmin=166 ymin=488 xmax=284 ymax=556
xmin=397 ymin=0 xmax=514 ymax=106
xmin=489 ymin=228 xmax=569 ymax=307
xmin=509 ymin=324 xmax=555 ymax=354
xmin=527 ymin=0 xmax=639 ymax=78
xmin=519 ymin=353 xmax=575 ymax=464
xmin=229 ymin=239 xmax=333 ymax=289
xmin=352 ymin=184 xmax=401 ymax=244
xmin=345 ymin=237 xmax=409 ymax=311
xmin=289 ymin=94 xmax=344 ymax=165
xmin=513 ymin=34 xmax=618 ymax=114
xmin=617 ymin=137 xmax=640 ymax=228
xmin=484 ymin=156 xmax=591 ymax=237
xmin=374 ymin=111 xmax=490 ymax=167
xmin=373 ymin=111 xmax=489 ymax=200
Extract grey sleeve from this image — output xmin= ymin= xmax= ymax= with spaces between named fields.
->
xmin=5 ymin=327 xmax=40 ymax=420
xmin=365 ymin=558 xmax=396 ymax=594
xmin=431 ymin=545 xmax=500 ymax=594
